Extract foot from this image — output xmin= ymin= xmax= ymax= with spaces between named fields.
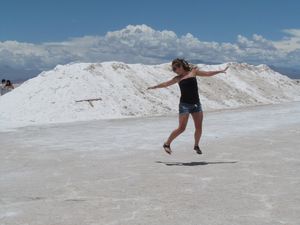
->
xmin=194 ymin=145 xmax=202 ymax=154
xmin=163 ymin=143 xmax=172 ymax=155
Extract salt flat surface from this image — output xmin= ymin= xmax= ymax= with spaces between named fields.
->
xmin=0 ymin=102 xmax=300 ymax=225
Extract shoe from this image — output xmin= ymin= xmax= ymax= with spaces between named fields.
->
xmin=163 ymin=143 xmax=172 ymax=155
xmin=194 ymin=146 xmax=202 ymax=154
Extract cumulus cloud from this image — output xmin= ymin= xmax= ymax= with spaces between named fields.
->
xmin=0 ymin=24 xmax=299 ymax=74
xmin=273 ymin=29 xmax=300 ymax=53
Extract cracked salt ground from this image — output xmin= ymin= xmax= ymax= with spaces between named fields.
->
xmin=0 ymin=102 xmax=300 ymax=225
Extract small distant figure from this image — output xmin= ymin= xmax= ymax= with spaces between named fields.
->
xmin=1 ymin=79 xmax=6 ymax=96
xmin=5 ymin=80 xmax=15 ymax=92
xmin=1 ymin=80 xmax=15 ymax=95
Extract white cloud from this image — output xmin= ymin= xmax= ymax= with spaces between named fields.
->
xmin=237 ymin=34 xmax=276 ymax=51
xmin=0 ymin=24 xmax=299 ymax=72
xmin=272 ymin=29 xmax=300 ymax=53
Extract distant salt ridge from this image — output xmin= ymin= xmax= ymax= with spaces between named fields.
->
xmin=0 ymin=61 xmax=299 ymax=128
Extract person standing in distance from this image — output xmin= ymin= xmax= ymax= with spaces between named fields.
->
xmin=1 ymin=79 xmax=6 ymax=96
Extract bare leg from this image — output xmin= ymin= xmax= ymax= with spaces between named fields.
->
xmin=191 ymin=111 xmax=203 ymax=146
xmin=165 ymin=114 xmax=189 ymax=145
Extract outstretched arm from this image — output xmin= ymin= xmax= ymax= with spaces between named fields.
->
xmin=192 ymin=66 xmax=229 ymax=77
xmin=147 ymin=77 xmax=179 ymax=90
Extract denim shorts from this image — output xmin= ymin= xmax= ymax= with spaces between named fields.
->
xmin=179 ymin=102 xmax=202 ymax=114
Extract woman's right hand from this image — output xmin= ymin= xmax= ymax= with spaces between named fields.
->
xmin=221 ymin=66 xmax=229 ymax=73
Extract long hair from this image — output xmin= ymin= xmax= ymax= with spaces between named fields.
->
xmin=171 ymin=58 xmax=193 ymax=71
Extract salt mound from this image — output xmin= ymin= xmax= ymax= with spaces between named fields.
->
xmin=0 ymin=61 xmax=299 ymax=128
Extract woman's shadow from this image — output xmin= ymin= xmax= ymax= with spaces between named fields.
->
xmin=155 ymin=161 xmax=238 ymax=166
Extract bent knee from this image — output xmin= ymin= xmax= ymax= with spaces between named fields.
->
xmin=178 ymin=126 xmax=186 ymax=133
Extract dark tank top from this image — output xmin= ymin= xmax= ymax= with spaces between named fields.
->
xmin=178 ymin=77 xmax=200 ymax=104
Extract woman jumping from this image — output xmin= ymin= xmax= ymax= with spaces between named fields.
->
xmin=147 ymin=58 xmax=228 ymax=155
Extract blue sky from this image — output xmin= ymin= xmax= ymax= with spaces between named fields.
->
xmin=1 ymin=0 xmax=299 ymax=43
xmin=0 ymin=0 xmax=300 ymax=80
